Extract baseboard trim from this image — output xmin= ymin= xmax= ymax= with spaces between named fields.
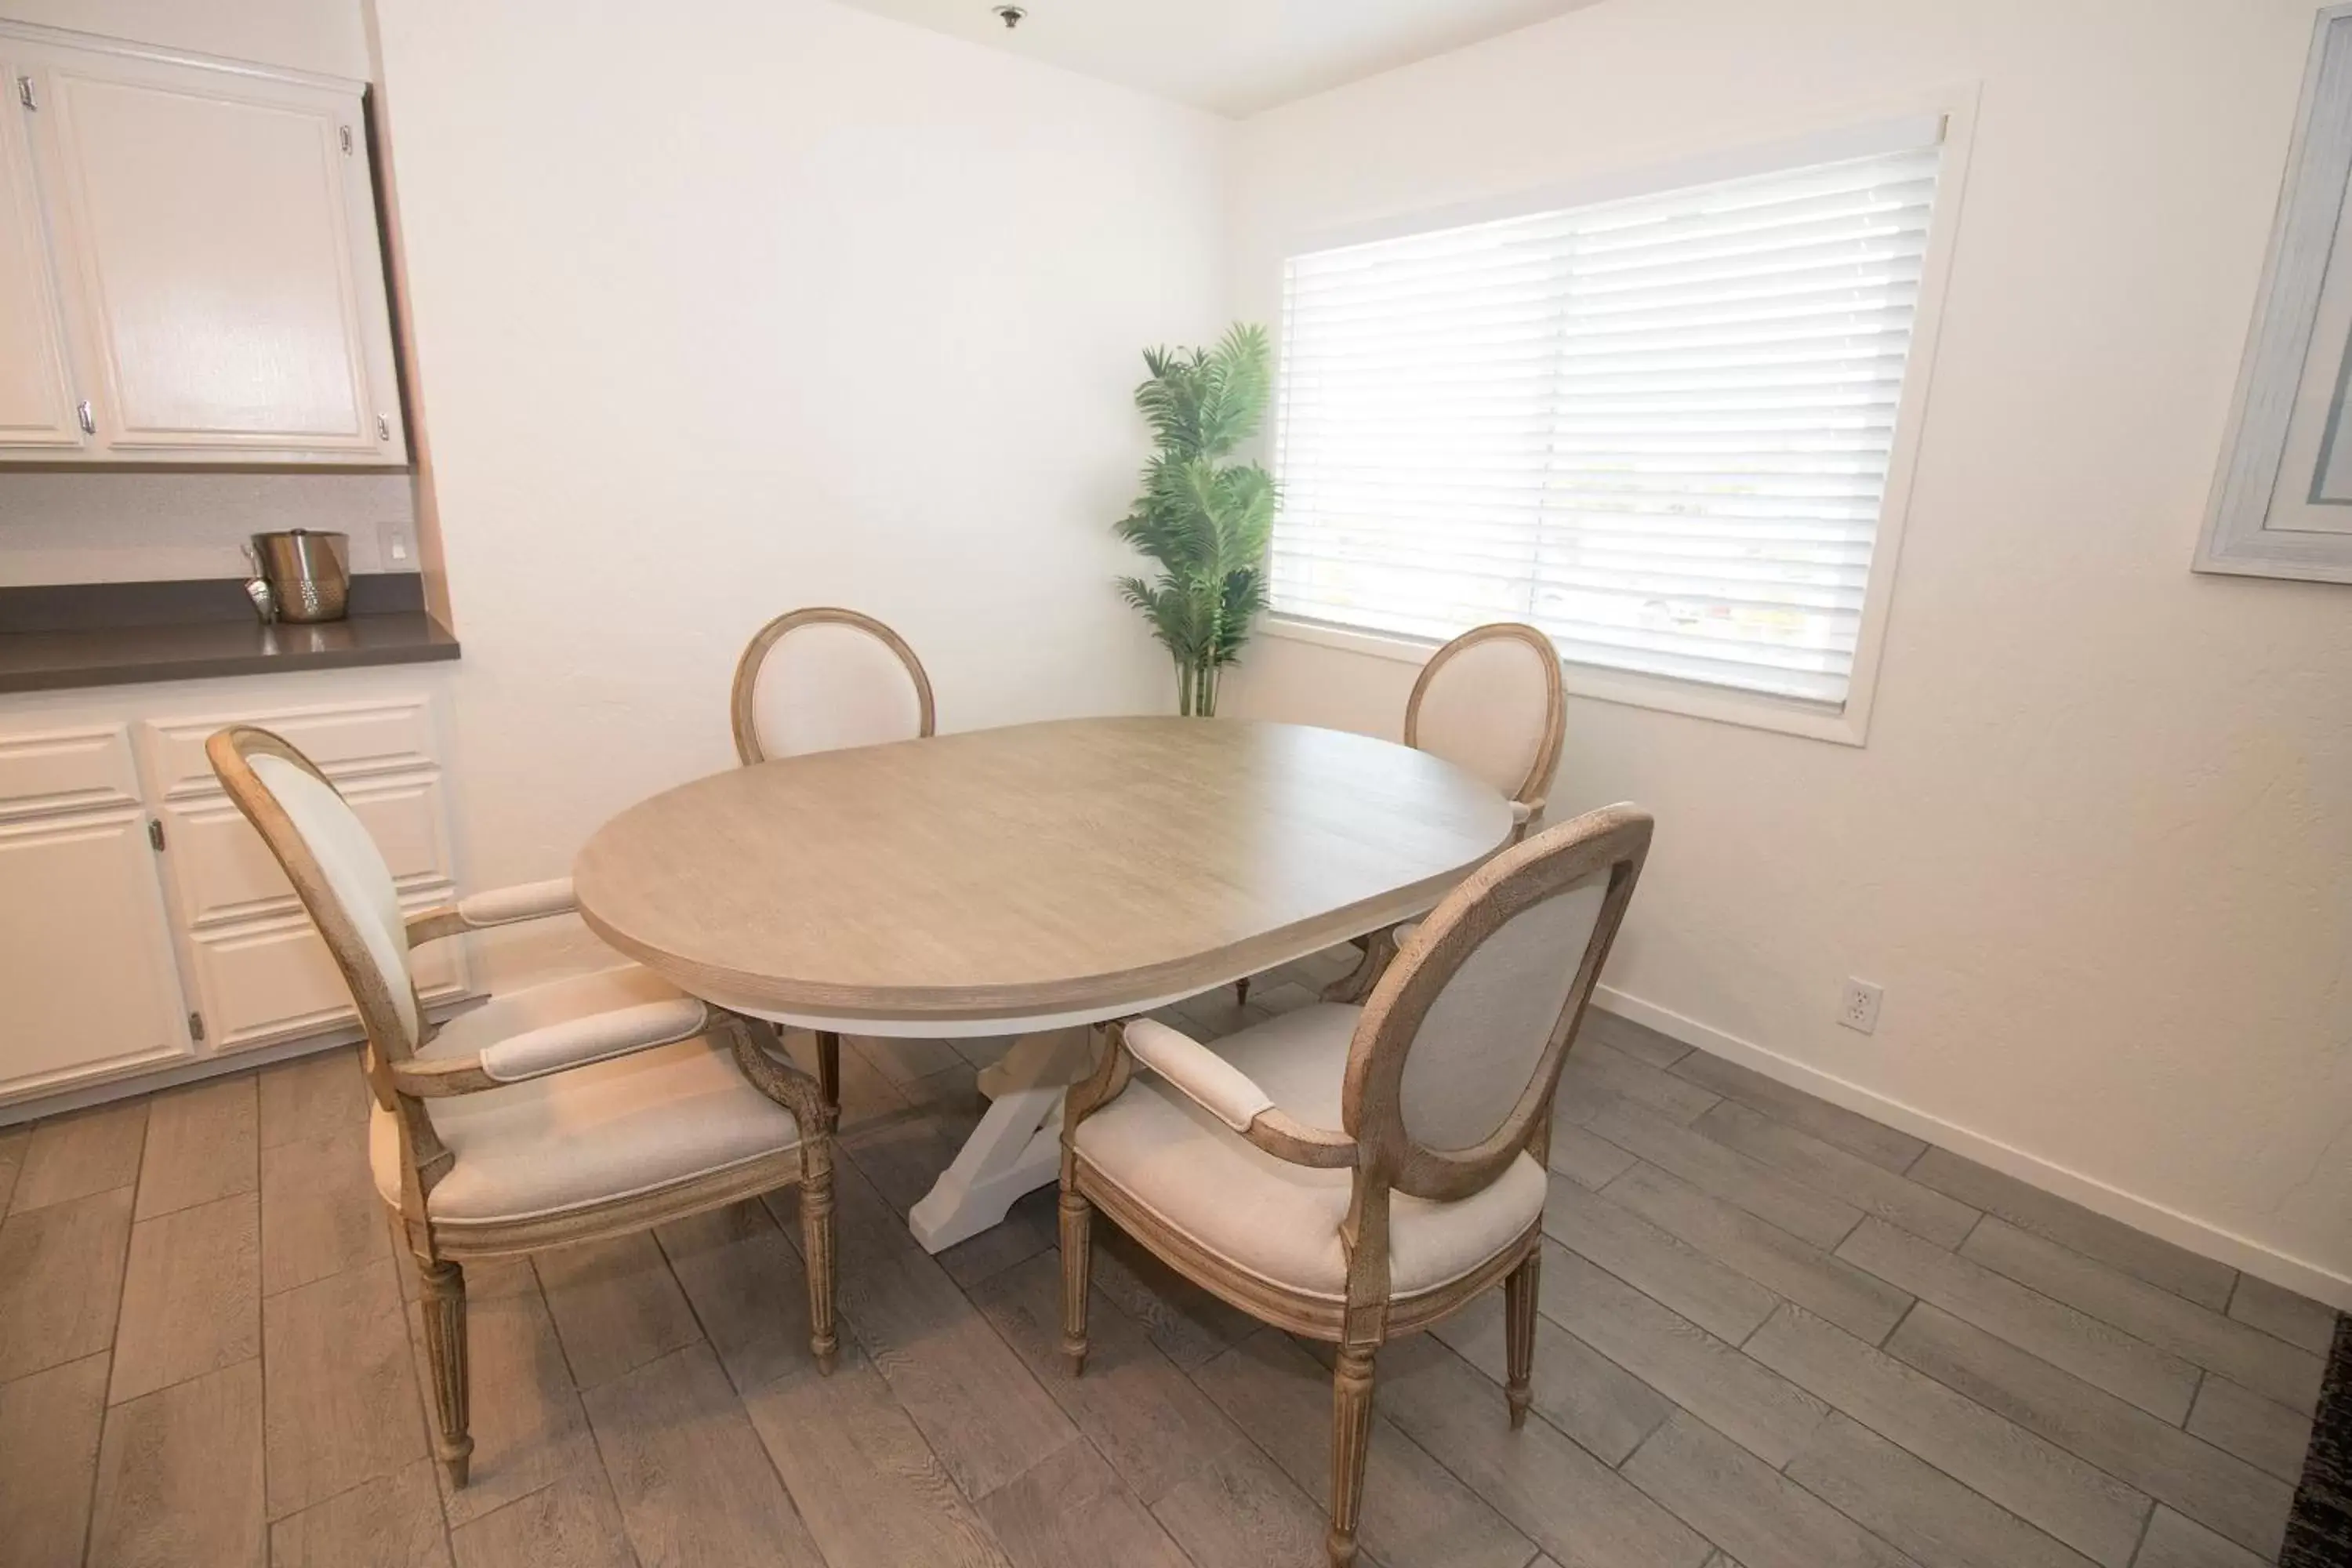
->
xmin=1595 ymin=983 xmax=2352 ymax=1311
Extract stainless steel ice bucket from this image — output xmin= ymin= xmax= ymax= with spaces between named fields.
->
xmin=250 ymin=529 xmax=350 ymax=623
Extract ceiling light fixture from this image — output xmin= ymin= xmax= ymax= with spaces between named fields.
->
xmin=991 ymin=5 xmax=1026 ymax=28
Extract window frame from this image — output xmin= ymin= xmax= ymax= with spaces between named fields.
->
xmin=1259 ymin=89 xmax=1980 ymax=747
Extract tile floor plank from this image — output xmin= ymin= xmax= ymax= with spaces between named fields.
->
xmin=2131 ymin=1506 xmax=2269 ymax=1568
xmin=1603 ymin=1161 xmax=1914 ymax=1342
xmin=583 ymin=1342 xmax=826 ymax=1567
xmin=1621 ymin=1410 xmax=1916 ymax=1568
xmin=1836 ymin=1220 xmax=2201 ymax=1423
xmin=1785 ymin=1412 xmax=2099 ymax=1568
xmin=1585 ymin=1102 xmax=1867 ymax=1249
xmin=2183 ymin=1374 xmax=2314 ymax=1485
xmin=1087 ymin=1223 xmax=1261 ymax=1371
xmin=1534 ymin=1240 xmax=1831 ymax=1466
xmin=1561 ymin=1038 xmax=1724 ymax=1126
xmin=0 ymin=1124 xmax=27 ymax=1215
xmin=1584 ymin=1009 xmax=1697 ymax=1070
xmin=1149 ymin=1438 xmax=1331 ymax=1568
xmin=12 ymin=1099 xmax=147 ymax=1213
xmin=256 ymin=1048 xmax=370 ymax=1149
xmin=260 ymin=1126 xmax=392 ymax=1295
xmin=1690 ymin=1102 xmax=1980 ymax=1249
xmin=447 ymin=1474 xmax=636 ymax=1568
xmin=1193 ymin=1328 xmax=1537 ymax=1568
xmin=268 ymin=1457 xmax=452 ymax=1568
xmin=0 ymin=1184 xmax=133 ymax=1381
xmin=1550 ymin=1120 xmax=1642 ymax=1189
xmin=0 ymin=1352 xmax=108 ymax=1568
xmin=403 ymin=1258 xmax=598 ymax=1529
xmin=1883 ymin=1304 xmax=2293 ymax=1560
xmin=262 ymin=1259 xmax=426 ymax=1519
xmin=2225 ymin=1273 xmax=2338 ymax=1356
xmin=742 ymin=1342 xmax=1014 ymax=1568
xmin=971 ymin=1250 xmax=1247 ymax=1504
xmin=1544 ymin=1173 xmax=1783 ymax=1342
xmin=975 ymin=1438 xmax=1193 ymax=1568
xmin=1747 ymin=1305 xmax=2151 ymax=1568
xmin=784 ymin=1159 xmax=1076 ymax=1500
xmin=657 ymin=1197 xmax=823 ymax=1394
xmin=111 ymin=1189 xmax=260 ymax=1404
xmin=1904 ymin=1151 xmax=2236 ymax=1311
xmin=936 ymin=1184 xmax=1062 ymax=1290
xmin=1960 ymin=1219 xmax=2324 ymax=1414
xmin=1376 ymin=1333 xmax=1715 ymax=1568
xmin=532 ymin=1231 xmax=705 ymax=1390
xmin=1432 ymin=1286 xmax=1676 ymax=1465
xmin=87 ymin=1358 xmax=267 ymax=1568
xmin=1666 ymin=1053 xmax=1928 ymax=1174
xmin=136 ymin=1074 xmax=258 ymax=1221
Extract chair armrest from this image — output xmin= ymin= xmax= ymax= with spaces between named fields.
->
xmin=406 ymin=877 xmax=577 ymax=946
xmin=392 ymin=996 xmax=710 ymax=1095
xmin=1511 ymin=798 xmax=1541 ymax=826
xmin=1121 ymin=1018 xmax=1357 ymax=1168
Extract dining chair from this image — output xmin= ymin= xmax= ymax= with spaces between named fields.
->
xmin=1244 ymin=620 xmax=1566 ymax=1010
xmin=729 ymin=604 xmax=937 ymax=1114
xmin=1061 ymin=804 xmax=1651 ymax=1567
xmin=209 ymin=725 xmax=838 ymax=1490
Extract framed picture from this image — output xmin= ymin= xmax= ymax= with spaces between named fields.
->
xmin=2200 ymin=3 xmax=2352 ymax=582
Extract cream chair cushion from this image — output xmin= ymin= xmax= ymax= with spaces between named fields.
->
xmin=1073 ymin=1004 xmax=1548 ymax=1302
xmin=750 ymin=620 xmax=925 ymax=757
xmin=369 ymin=966 xmax=800 ymax=1227
xmin=1414 ymin=634 xmax=1555 ymax=801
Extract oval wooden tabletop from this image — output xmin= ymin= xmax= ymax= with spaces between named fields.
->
xmin=572 ymin=717 xmax=1515 ymax=1025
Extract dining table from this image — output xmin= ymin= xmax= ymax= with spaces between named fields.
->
xmin=572 ymin=714 xmax=1514 ymax=1252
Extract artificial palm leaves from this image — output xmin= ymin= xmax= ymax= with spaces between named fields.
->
xmin=1115 ymin=323 xmax=1277 ymax=717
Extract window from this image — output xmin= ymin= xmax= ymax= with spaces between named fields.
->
xmin=1269 ymin=121 xmax=1950 ymax=713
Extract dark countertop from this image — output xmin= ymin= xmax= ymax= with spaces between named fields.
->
xmin=0 ymin=576 xmax=459 ymax=693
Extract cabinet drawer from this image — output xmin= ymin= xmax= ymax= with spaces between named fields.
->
xmin=143 ymin=699 xmax=437 ymax=800
xmin=183 ymin=890 xmax=470 ymax=1053
xmin=162 ymin=771 xmax=453 ymax=927
xmin=0 ymin=724 xmax=142 ymax=821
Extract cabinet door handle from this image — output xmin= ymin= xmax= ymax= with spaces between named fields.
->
xmin=16 ymin=75 xmax=34 ymax=111
xmin=75 ymin=400 xmax=93 ymax=435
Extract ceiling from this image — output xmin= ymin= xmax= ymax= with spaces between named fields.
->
xmin=831 ymin=0 xmax=1602 ymax=117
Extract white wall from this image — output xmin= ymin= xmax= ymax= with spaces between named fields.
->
xmin=369 ymin=0 xmax=1229 ymax=976
xmin=1226 ymin=0 xmax=2352 ymax=1299
xmin=0 ymin=0 xmax=368 ymax=78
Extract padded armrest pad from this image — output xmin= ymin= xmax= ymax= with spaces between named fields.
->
xmin=479 ymin=997 xmax=710 ymax=1083
xmin=1123 ymin=1017 xmax=1276 ymax=1133
xmin=1510 ymin=799 xmax=1537 ymax=826
xmin=458 ymin=877 xmax=577 ymax=928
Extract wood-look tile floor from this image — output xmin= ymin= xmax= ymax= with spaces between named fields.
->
xmin=0 ymin=951 xmax=2335 ymax=1568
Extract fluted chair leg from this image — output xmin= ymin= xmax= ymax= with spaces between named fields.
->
xmin=417 ymin=1258 xmax=474 ymax=1488
xmin=1059 ymin=1187 xmax=1093 ymax=1375
xmin=1328 ymin=1342 xmax=1377 ymax=1566
xmin=815 ymin=1030 xmax=842 ymax=1130
xmin=800 ymin=1142 xmax=840 ymax=1374
xmin=1504 ymin=1249 xmax=1539 ymax=1428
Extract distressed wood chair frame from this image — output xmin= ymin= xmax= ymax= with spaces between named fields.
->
xmin=728 ymin=604 xmax=938 ymax=1111
xmin=1307 ymin=621 xmax=1569 ymax=1008
xmin=1062 ymin=805 xmax=1651 ymax=1566
xmin=208 ymin=724 xmax=839 ymax=1490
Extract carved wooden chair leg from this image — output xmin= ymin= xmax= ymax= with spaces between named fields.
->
xmin=815 ymin=1030 xmax=843 ymax=1129
xmin=1058 ymin=1186 xmax=1093 ymax=1375
xmin=1504 ymin=1249 xmax=1539 ymax=1428
xmin=1320 ymin=929 xmax=1397 ymax=1004
xmin=1232 ymin=976 xmax=1251 ymax=1007
xmin=799 ymin=1140 xmax=840 ymax=1374
xmin=416 ymin=1257 xmax=474 ymax=1487
xmin=1327 ymin=1341 xmax=1378 ymax=1566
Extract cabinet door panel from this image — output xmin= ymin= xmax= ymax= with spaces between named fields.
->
xmin=0 ymin=60 xmax=82 ymax=449
xmin=162 ymin=772 xmax=452 ymax=927
xmin=184 ymin=891 xmax=467 ymax=1052
xmin=41 ymin=57 xmax=383 ymax=452
xmin=0 ymin=808 xmax=190 ymax=1097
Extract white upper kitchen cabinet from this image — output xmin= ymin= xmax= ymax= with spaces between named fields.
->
xmin=0 ymin=48 xmax=82 ymax=450
xmin=1 ymin=24 xmax=406 ymax=464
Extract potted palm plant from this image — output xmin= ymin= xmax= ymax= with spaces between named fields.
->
xmin=1114 ymin=324 xmax=1277 ymax=717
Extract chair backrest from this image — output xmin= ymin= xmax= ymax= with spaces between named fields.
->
xmin=1343 ymin=804 xmax=1650 ymax=1203
xmin=206 ymin=726 xmax=420 ymax=1099
xmin=729 ymin=606 xmax=936 ymax=765
xmin=1404 ymin=622 xmax=1565 ymax=813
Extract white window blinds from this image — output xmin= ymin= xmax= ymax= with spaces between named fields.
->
xmin=1270 ymin=131 xmax=1945 ymax=706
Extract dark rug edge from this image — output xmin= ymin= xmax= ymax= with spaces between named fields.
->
xmin=2286 ymin=1307 xmax=2352 ymax=1567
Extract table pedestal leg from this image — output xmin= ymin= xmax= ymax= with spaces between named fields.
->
xmin=908 ymin=1025 xmax=1094 ymax=1254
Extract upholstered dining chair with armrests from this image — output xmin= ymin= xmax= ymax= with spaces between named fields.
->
xmin=208 ymin=725 xmax=838 ymax=1490
xmin=730 ymin=604 xmax=938 ymax=1112
xmin=1249 ymin=620 xmax=1567 ymax=1010
xmin=1062 ymin=803 xmax=1651 ymax=1567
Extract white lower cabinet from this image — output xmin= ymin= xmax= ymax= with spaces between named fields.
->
xmin=0 ymin=678 xmax=469 ymax=1106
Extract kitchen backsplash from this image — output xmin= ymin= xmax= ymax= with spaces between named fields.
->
xmin=0 ymin=470 xmax=421 ymax=586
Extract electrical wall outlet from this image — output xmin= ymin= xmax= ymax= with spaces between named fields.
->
xmin=1838 ymin=978 xmax=1883 ymax=1034
xmin=377 ymin=519 xmax=412 ymax=566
